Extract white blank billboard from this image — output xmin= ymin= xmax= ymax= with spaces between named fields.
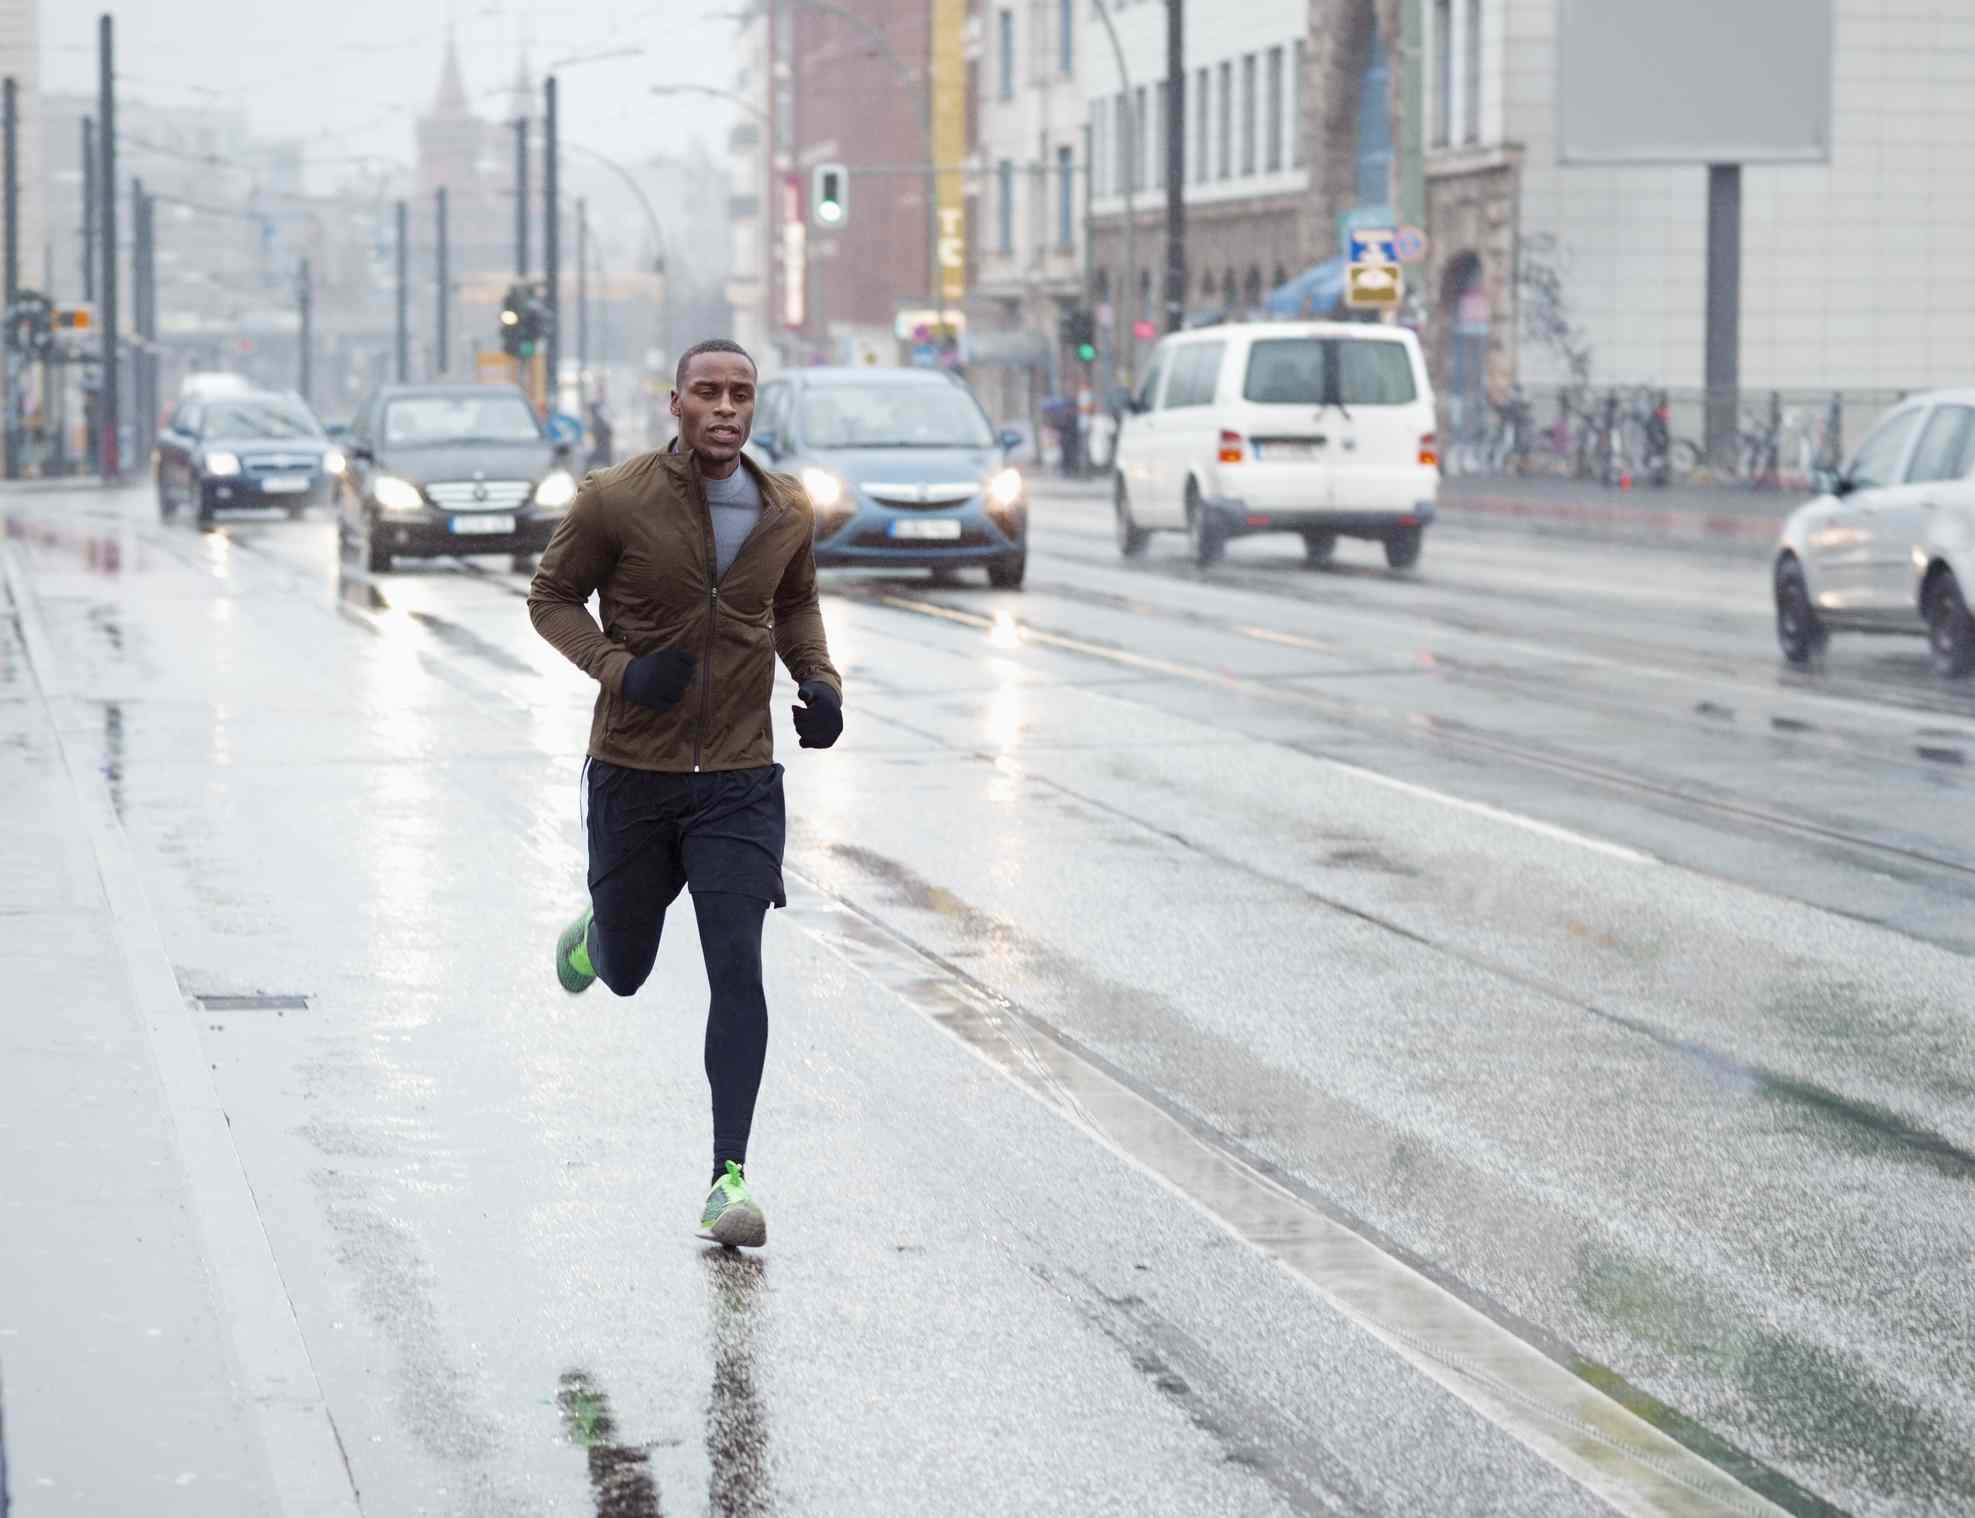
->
xmin=1557 ymin=0 xmax=1832 ymax=164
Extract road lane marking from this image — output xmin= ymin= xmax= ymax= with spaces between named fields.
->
xmin=1320 ymin=758 xmax=1659 ymax=865
xmin=2 ymin=544 xmax=362 ymax=1518
xmin=876 ymin=592 xmax=1657 ymax=867
xmin=781 ymin=871 xmax=1802 ymax=1518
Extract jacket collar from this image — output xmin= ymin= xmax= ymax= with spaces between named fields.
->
xmin=669 ymin=440 xmax=790 ymax=518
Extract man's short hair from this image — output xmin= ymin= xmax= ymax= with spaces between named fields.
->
xmin=674 ymin=339 xmax=756 ymax=392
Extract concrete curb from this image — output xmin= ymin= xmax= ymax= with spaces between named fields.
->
xmin=1441 ymin=491 xmax=1784 ymax=550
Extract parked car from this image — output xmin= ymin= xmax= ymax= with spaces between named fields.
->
xmin=336 ymin=383 xmax=576 ymax=573
xmin=155 ymin=390 xmax=341 ymax=524
xmin=1774 ymin=389 xmax=1975 ymax=677
xmin=746 ymin=367 xmax=1028 ymax=588
xmin=1111 ymin=321 xmax=1440 ymax=569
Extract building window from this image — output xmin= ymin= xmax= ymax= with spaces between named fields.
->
xmin=1434 ymin=0 xmax=1453 ymax=147
xmin=1134 ymin=86 xmax=1147 ymax=191
xmin=1217 ymin=61 xmax=1232 ymax=179
xmin=1356 ymin=23 xmax=1393 ymax=204
xmin=998 ymin=9 xmax=1015 ymax=100
xmin=1059 ymin=0 xmax=1074 ymax=74
xmin=1194 ymin=67 xmax=1209 ymax=184
xmin=1241 ymin=53 xmax=1257 ymax=176
xmin=1057 ymin=144 xmax=1074 ymax=247
xmin=1292 ymin=41 xmax=1306 ymax=166
xmin=1156 ymin=80 xmax=1170 ymax=190
xmin=1463 ymin=0 xmax=1481 ymax=143
xmin=1265 ymin=46 xmax=1283 ymax=172
xmin=1116 ymin=91 xmax=1132 ymax=193
xmin=1092 ymin=96 xmax=1106 ymax=197
xmin=997 ymin=159 xmax=1014 ymax=252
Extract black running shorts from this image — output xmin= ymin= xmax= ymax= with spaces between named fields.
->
xmin=584 ymin=760 xmax=788 ymax=917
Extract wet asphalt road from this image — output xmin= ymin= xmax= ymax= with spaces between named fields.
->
xmin=2 ymin=478 xmax=1972 ymax=1517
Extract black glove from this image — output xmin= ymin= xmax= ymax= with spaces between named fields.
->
xmin=793 ymin=679 xmax=842 ymax=749
xmin=620 ymin=649 xmax=696 ymax=712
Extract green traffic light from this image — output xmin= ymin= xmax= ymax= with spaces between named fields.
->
xmin=1077 ymin=343 xmax=1096 ymax=363
xmin=519 ymin=340 xmax=536 ymax=357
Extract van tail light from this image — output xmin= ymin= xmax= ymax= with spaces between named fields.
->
xmin=1218 ymin=430 xmax=1245 ymax=464
xmin=1418 ymin=432 xmax=1439 ymax=469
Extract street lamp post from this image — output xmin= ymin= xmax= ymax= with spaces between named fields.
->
xmin=1090 ymin=0 xmax=1137 ymax=389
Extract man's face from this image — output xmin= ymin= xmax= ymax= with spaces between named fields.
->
xmin=669 ymin=354 xmax=756 ymax=464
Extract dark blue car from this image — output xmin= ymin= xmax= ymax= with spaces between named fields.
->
xmin=747 ymin=367 xmax=1028 ymax=588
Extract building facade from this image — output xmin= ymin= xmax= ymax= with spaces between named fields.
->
xmin=1419 ymin=0 xmax=1975 ymax=435
xmin=1086 ymin=0 xmax=1313 ymax=385
xmin=967 ymin=0 xmax=1089 ymax=426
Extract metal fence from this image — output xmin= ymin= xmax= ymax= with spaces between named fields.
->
xmin=1437 ymin=385 xmax=1914 ymax=490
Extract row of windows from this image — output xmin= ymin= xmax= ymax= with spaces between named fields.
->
xmin=997 ymin=0 xmax=1077 ymax=101
xmin=994 ymin=148 xmax=1081 ymax=255
xmin=1090 ymin=41 xmax=1304 ymax=200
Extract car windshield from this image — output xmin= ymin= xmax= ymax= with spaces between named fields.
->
xmin=203 ymin=400 xmax=322 ymax=439
xmin=383 ymin=394 xmax=542 ymax=445
xmin=799 ymin=383 xmax=995 ymax=449
xmin=1242 ymin=338 xmax=1418 ymax=406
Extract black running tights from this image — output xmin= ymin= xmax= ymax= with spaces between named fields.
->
xmin=590 ymin=890 xmax=770 ymax=1178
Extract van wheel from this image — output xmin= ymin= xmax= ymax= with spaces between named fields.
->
xmin=1301 ymin=532 xmax=1336 ymax=568
xmin=1927 ymin=570 xmax=1975 ymax=678
xmin=1114 ymin=475 xmax=1148 ymax=558
xmin=1186 ymin=482 xmax=1224 ymax=567
xmin=987 ymin=552 xmax=1026 ymax=590
xmin=1775 ymin=556 xmax=1826 ymax=666
xmin=1384 ymin=527 xmax=1423 ymax=571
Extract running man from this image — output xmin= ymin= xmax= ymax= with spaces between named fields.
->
xmin=528 ymin=338 xmax=843 ymax=1249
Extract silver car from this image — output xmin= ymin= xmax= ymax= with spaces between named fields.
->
xmin=1774 ymin=389 xmax=1975 ymax=676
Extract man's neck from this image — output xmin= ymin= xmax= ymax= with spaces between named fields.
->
xmin=696 ymin=449 xmax=741 ymax=481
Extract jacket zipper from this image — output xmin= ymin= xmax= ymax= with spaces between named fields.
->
xmin=692 ymin=465 xmax=785 ymax=773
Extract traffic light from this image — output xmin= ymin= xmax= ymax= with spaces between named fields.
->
xmin=1062 ymin=307 xmax=1097 ymax=365
xmin=498 ymin=283 xmax=550 ymax=359
xmin=499 ymin=283 xmax=526 ymax=358
xmin=5 ymin=290 xmax=54 ymax=356
xmin=812 ymin=162 xmax=847 ymax=227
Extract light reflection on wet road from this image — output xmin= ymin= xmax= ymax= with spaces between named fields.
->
xmin=2 ymin=482 xmax=1972 ymax=1516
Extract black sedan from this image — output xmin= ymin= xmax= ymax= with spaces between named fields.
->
xmin=155 ymin=391 xmax=342 ymax=525
xmin=337 ymin=384 xmax=576 ymax=574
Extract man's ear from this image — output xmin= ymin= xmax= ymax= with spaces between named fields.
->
xmin=668 ymin=388 xmax=682 ymax=419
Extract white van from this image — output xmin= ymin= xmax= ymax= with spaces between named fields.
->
xmin=1111 ymin=321 xmax=1440 ymax=568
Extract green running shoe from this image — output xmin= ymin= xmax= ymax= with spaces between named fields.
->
xmin=555 ymin=906 xmax=597 ymax=994
xmin=699 ymin=1160 xmax=767 ymax=1249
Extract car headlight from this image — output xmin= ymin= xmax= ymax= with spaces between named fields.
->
xmin=987 ymin=467 xmax=1023 ymax=508
xmin=204 ymin=450 xmax=241 ymax=478
xmin=323 ymin=449 xmax=346 ymax=477
xmin=800 ymin=466 xmax=845 ymax=509
xmin=534 ymin=469 xmax=578 ymax=509
xmin=372 ymin=475 xmax=425 ymax=513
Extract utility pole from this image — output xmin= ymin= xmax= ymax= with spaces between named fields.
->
xmin=513 ymin=116 xmax=529 ymax=276
xmin=297 ymin=256 xmax=313 ymax=403
xmin=4 ymin=76 xmax=19 ymax=481
xmin=81 ymin=118 xmax=96 ymax=302
xmin=544 ymin=73 xmax=560 ymax=407
xmin=98 ymin=13 xmax=119 ymax=480
xmin=576 ymin=197 xmax=588 ymax=396
xmin=1163 ymin=3 xmax=1185 ymax=334
xmin=435 ymin=186 xmax=449 ymax=377
xmin=131 ymin=179 xmax=154 ymax=469
xmin=394 ymin=199 xmax=408 ymax=382
xmin=1092 ymin=0 xmax=1136 ymax=387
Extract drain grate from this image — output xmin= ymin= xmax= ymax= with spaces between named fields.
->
xmin=193 ymin=994 xmax=310 ymax=1012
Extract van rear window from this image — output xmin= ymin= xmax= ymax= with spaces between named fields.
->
xmin=1242 ymin=338 xmax=1417 ymax=406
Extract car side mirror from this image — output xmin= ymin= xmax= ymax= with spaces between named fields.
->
xmin=998 ymin=427 xmax=1023 ymax=453
xmin=753 ymin=429 xmax=780 ymax=459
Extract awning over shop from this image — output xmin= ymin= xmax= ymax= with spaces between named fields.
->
xmin=1264 ymin=258 xmax=1348 ymax=319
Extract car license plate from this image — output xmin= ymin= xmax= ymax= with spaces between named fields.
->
xmin=1257 ymin=441 xmax=1319 ymax=461
xmin=889 ymin=517 xmax=962 ymax=540
xmin=260 ymin=475 xmax=309 ymax=494
xmin=451 ymin=514 xmax=516 ymax=536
